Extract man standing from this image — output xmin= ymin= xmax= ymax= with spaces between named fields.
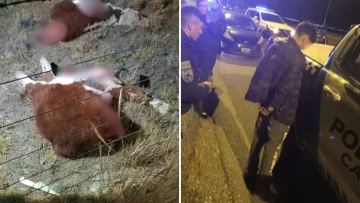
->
xmin=195 ymin=0 xmax=218 ymax=83
xmin=208 ymin=0 xmax=226 ymax=55
xmin=181 ymin=6 xmax=213 ymax=115
xmin=243 ymin=21 xmax=317 ymax=202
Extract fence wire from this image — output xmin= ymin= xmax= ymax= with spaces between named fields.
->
xmin=0 ymin=74 xmax=153 ymax=166
xmin=1 ymin=128 xmax=143 ymax=191
xmin=0 ymin=46 xmax=139 ymax=86
xmin=0 ymin=45 xmax=161 ymax=196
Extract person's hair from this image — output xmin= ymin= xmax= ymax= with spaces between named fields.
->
xmin=181 ymin=6 xmax=201 ymax=28
xmin=295 ymin=21 xmax=317 ymax=43
xmin=197 ymin=0 xmax=207 ymax=5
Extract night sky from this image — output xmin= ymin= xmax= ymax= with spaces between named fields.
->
xmin=223 ymin=0 xmax=360 ymax=30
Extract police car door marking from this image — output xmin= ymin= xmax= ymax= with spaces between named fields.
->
xmin=304 ymin=57 xmax=321 ymax=75
xmin=181 ymin=60 xmax=194 ymax=83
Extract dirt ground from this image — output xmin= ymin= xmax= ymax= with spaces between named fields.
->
xmin=0 ymin=0 xmax=178 ymax=202
xmin=181 ymin=110 xmax=248 ymax=203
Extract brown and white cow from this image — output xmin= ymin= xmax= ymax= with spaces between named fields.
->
xmin=33 ymin=0 xmax=148 ymax=45
xmin=14 ymin=56 xmax=162 ymax=158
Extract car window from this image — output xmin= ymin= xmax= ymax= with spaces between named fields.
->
xmin=254 ymin=11 xmax=260 ymax=18
xmin=261 ymin=13 xmax=285 ymax=24
xmin=225 ymin=16 xmax=257 ymax=31
xmin=247 ymin=10 xmax=253 ymax=17
xmin=340 ymin=38 xmax=360 ymax=84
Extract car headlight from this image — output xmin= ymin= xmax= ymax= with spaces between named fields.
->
xmin=257 ymin=36 xmax=264 ymax=45
xmin=267 ymin=26 xmax=279 ymax=34
xmin=223 ymin=32 xmax=234 ymax=41
xmin=270 ymin=27 xmax=279 ymax=34
xmin=291 ymin=30 xmax=295 ymax=36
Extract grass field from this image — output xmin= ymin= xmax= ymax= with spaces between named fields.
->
xmin=0 ymin=0 xmax=179 ymax=202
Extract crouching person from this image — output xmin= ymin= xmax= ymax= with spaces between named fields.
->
xmin=181 ymin=6 xmax=212 ymax=115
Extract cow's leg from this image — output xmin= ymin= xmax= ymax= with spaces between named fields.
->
xmin=15 ymin=71 xmax=36 ymax=88
xmin=83 ymin=85 xmax=112 ymax=105
xmin=85 ymin=66 xmax=124 ymax=88
xmin=39 ymin=56 xmax=55 ymax=82
xmin=15 ymin=71 xmax=44 ymax=101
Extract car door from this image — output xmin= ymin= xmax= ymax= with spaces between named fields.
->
xmin=317 ymin=26 xmax=360 ymax=203
xmin=253 ymin=11 xmax=260 ymax=26
xmin=246 ymin=10 xmax=253 ymax=18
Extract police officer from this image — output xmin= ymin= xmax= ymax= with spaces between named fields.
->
xmin=181 ymin=6 xmax=213 ymax=115
xmin=208 ymin=0 xmax=226 ymax=55
xmin=195 ymin=0 xmax=218 ymax=83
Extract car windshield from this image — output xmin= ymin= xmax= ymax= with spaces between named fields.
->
xmin=225 ymin=15 xmax=257 ymax=31
xmin=261 ymin=13 xmax=285 ymax=24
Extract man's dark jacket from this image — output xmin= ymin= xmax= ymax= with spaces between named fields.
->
xmin=194 ymin=14 xmax=219 ymax=81
xmin=181 ymin=30 xmax=210 ymax=114
xmin=245 ymin=37 xmax=306 ymax=125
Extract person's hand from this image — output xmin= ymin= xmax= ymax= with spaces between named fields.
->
xmin=203 ymin=81 xmax=213 ymax=93
xmin=258 ymin=104 xmax=274 ymax=116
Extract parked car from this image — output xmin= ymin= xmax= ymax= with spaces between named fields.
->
xmin=221 ymin=11 xmax=264 ymax=58
xmin=317 ymin=27 xmax=327 ymax=44
xmin=245 ymin=6 xmax=295 ymax=40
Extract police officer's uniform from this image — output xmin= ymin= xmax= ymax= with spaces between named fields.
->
xmin=181 ymin=30 xmax=210 ymax=115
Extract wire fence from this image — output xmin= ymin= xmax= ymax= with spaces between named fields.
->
xmin=0 ymin=46 xmax=139 ymax=86
xmin=0 ymin=74 xmax=150 ymax=188
xmin=19 ymin=128 xmax=143 ymax=198
xmin=0 ymin=45 xmax=167 ymax=200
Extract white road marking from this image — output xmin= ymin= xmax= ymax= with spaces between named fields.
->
xmin=214 ymin=61 xmax=251 ymax=150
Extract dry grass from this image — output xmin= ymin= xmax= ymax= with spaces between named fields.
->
xmin=0 ymin=0 xmax=179 ymax=202
xmin=0 ymin=135 xmax=9 ymax=155
xmin=109 ymin=0 xmax=179 ymax=27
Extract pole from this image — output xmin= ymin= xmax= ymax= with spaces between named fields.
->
xmin=322 ymin=0 xmax=331 ymax=28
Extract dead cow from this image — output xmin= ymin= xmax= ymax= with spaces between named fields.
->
xmin=34 ymin=0 xmax=148 ymax=45
xmin=15 ymin=56 xmax=152 ymax=158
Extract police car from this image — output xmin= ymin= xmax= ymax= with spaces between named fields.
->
xmin=283 ymin=24 xmax=360 ymax=203
xmin=245 ymin=7 xmax=295 ymax=39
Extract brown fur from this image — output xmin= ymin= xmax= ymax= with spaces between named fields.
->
xmin=50 ymin=0 xmax=108 ymax=42
xmin=26 ymin=82 xmax=126 ymax=158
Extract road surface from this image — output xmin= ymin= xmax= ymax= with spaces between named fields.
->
xmin=181 ymin=53 xmax=342 ymax=203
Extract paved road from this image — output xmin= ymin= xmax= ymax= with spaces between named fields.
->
xmin=181 ymin=53 xmax=342 ymax=203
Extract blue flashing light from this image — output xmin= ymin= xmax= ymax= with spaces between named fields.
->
xmin=256 ymin=6 xmax=275 ymax=12
xmin=256 ymin=6 xmax=268 ymax=11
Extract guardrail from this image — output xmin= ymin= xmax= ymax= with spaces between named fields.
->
xmin=282 ymin=17 xmax=347 ymax=33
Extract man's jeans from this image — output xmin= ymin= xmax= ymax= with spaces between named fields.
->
xmin=246 ymin=113 xmax=290 ymax=195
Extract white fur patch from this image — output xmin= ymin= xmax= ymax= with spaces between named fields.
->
xmin=40 ymin=56 xmax=53 ymax=72
xmin=49 ymin=77 xmax=76 ymax=85
xmin=83 ymin=85 xmax=105 ymax=95
xmin=83 ymin=85 xmax=112 ymax=103
xmin=15 ymin=71 xmax=47 ymax=89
